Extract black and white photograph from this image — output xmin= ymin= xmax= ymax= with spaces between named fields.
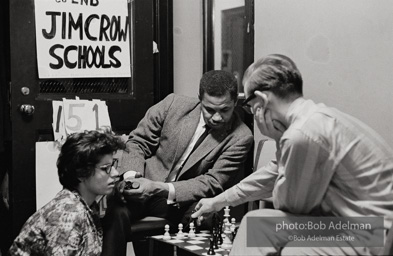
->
xmin=1 ymin=1 xmax=393 ymax=255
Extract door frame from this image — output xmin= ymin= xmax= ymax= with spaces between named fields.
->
xmin=153 ymin=0 xmax=174 ymax=104
xmin=203 ymin=0 xmax=254 ymax=74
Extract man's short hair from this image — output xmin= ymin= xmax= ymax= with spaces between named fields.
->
xmin=199 ymin=70 xmax=238 ymax=101
xmin=243 ymin=54 xmax=303 ymax=100
xmin=57 ymin=130 xmax=126 ymax=190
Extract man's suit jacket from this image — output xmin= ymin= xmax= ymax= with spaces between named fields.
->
xmin=120 ymin=93 xmax=253 ymax=207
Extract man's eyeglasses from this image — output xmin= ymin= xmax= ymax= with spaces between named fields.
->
xmin=241 ymin=93 xmax=257 ymax=114
xmin=241 ymin=87 xmax=270 ymax=114
xmin=97 ymin=158 xmax=118 ymax=174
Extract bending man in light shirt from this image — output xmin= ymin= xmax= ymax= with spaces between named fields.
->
xmin=102 ymin=70 xmax=253 ymax=256
xmin=191 ymin=54 xmax=393 ymax=256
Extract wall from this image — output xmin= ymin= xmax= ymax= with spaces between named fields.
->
xmin=172 ymin=0 xmax=393 ymax=146
xmin=173 ymin=0 xmax=203 ymax=98
xmin=254 ymin=0 xmax=393 ymax=147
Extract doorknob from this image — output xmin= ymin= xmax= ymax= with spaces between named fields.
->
xmin=19 ymin=104 xmax=35 ymax=115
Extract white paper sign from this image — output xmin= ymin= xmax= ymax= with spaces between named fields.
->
xmin=34 ymin=0 xmax=131 ymax=78
xmin=36 ymin=142 xmax=62 ymax=209
xmin=52 ymin=100 xmax=65 ymax=141
xmin=52 ymin=98 xmax=112 ymax=141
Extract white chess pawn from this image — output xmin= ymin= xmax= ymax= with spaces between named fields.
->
xmin=176 ymin=223 xmax=185 ymax=239
xmin=188 ymin=222 xmax=196 ymax=238
xmin=163 ymin=224 xmax=171 ymax=240
xmin=230 ymin=218 xmax=236 ymax=232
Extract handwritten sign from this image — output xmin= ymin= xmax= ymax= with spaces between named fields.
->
xmin=52 ymin=98 xmax=111 ymax=141
xmin=34 ymin=0 xmax=131 ymax=78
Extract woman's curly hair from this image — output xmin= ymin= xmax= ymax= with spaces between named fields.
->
xmin=57 ymin=130 xmax=126 ymax=190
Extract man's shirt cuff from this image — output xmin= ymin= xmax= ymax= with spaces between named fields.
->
xmin=167 ymin=183 xmax=176 ymax=204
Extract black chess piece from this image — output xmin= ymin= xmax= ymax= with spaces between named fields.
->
xmin=212 ymin=213 xmax=217 ymax=227
xmin=218 ymin=220 xmax=223 ymax=232
xmin=207 ymin=238 xmax=216 ymax=255
xmin=193 ymin=218 xmax=200 ymax=234
xmin=211 ymin=220 xmax=216 ymax=235
xmin=124 ymin=181 xmax=140 ymax=190
xmin=213 ymin=232 xmax=219 ymax=249
xmin=217 ymin=222 xmax=223 ymax=245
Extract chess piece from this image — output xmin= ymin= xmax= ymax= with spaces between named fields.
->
xmin=221 ymin=221 xmax=233 ymax=250
xmin=213 ymin=231 xmax=219 ymax=249
xmin=217 ymin=221 xmax=223 ymax=245
xmin=207 ymin=238 xmax=216 ymax=255
xmin=230 ymin=217 xmax=236 ymax=233
xmin=176 ymin=223 xmax=185 ymax=239
xmin=222 ymin=218 xmax=228 ymax=234
xmin=124 ymin=181 xmax=140 ymax=190
xmin=193 ymin=218 xmax=200 ymax=234
xmin=188 ymin=222 xmax=196 ymax=238
xmin=163 ymin=224 xmax=171 ymax=240
xmin=224 ymin=206 xmax=230 ymax=224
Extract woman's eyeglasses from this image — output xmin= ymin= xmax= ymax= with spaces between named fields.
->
xmin=97 ymin=158 xmax=118 ymax=174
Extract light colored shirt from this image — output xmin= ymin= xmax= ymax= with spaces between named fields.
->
xmin=9 ymin=189 xmax=102 ymax=256
xmin=167 ymin=113 xmax=207 ymax=203
xmin=225 ymin=97 xmax=393 ymax=229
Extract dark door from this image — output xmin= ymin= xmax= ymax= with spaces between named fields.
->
xmin=221 ymin=6 xmax=245 ymax=93
xmin=8 ymin=0 xmax=156 ymax=239
xmin=203 ymin=0 xmax=254 ymax=222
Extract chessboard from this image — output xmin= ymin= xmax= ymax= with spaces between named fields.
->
xmin=149 ymin=230 xmax=231 ymax=256
xmin=148 ymin=208 xmax=238 ymax=256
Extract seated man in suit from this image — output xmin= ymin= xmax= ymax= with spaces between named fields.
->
xmin=102 ymin=70 xmax=253 ymax=256
xmin=192 ymin=54 xmax=393 ymax=256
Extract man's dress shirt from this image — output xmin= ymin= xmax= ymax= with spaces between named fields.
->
xmin=224 ymin=97 xmax=393 ymax=229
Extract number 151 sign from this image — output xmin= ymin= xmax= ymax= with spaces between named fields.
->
xmin=52 ymin=98 xmax=111 ymax=141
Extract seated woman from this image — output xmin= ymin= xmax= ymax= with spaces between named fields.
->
xmin=9 ymin=130 xmax=126 ymax=256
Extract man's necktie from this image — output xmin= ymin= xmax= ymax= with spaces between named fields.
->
xmin=167 ymin=126 xmax=210 ymax=181
xmin=189 ymin=125 xmax=210 ymax=156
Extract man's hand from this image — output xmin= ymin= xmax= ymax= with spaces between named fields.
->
xmin=255 ymin=108 xmax=286 ymax=142
xmin=191 ymin=198 xmax=224 ymax=219
xmin=113 ymin=180 xmax=127 ymax=204
xmin=123 ymin=178 xmax=165 ymax=202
